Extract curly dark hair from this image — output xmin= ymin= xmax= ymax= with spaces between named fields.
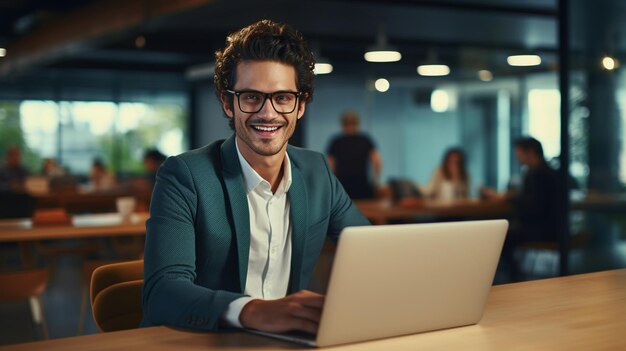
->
xmin=214 ymin=19 xmax=315 ymax=128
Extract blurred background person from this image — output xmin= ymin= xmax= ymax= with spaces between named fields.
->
xmin=482 ymin=136 xmax=561 ymax=280
xmin=89 ymin=159 xmax=116 ymax=191
xmin=143 ymin=149 xmax=166 ymax=186
xmin=326 ymin=111 xmax=382 ymax=199
xmin=421 ymin=147 xmax=469 ymax=201
xmin=41 ymin=158 xmax=66 ymax=177
xmin=0 ymin=146 xmax=30 ymax=192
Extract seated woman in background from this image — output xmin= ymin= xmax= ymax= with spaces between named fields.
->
xmin=90 ymin=159 xmax=116 ymax=191
xmin=421 ymin=148 xmax=469 ymax=201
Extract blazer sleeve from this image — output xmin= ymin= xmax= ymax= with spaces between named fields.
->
xmin=142 ymin=156 xmax=244 ymax=331
xmin=322 ymin=154 xmax=371 ymax=241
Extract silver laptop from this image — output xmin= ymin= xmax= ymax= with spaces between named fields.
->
xmin=246 ymin=219 xmax=508 ymax=347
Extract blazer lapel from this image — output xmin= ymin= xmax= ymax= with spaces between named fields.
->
xmin=288 ymin=158 xmax=309 ymax=292
xmin=220 ymin=135 xmax=250 ymax=293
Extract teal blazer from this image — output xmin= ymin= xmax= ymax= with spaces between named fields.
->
xmin=142 ymin=135 xmax=370 ymax=331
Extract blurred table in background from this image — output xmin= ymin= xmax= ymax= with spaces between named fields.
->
xmin=357 ymin=194 xmax=626 ymax=225
xmin=571 ymin=193 xmax=626 ymax=213
xmin=0 ymin=212 xmax=149 ymax=268
xmin=355 ymin=198 xmax=514 ymax=225
xmin=0 ymin=213 xmax=149 ymax=243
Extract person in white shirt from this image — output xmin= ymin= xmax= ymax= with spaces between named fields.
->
xmin=421 ymin=148 xmax=470 ymax=201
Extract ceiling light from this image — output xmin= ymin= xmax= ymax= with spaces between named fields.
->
xmin=374 ymin=78 xmax=390 ymax=92
xmin=507 ymin=54 xmax=541 ymax=66
xmin=0 ymin=48 xmax=6 ymax=57
xmin=431 ymin=89 xmax=450 ymax=112
xmin=311 ymin=44 xmax=334 ymax=75
xmin=364 ymin=25 xmax=401 ymax=63
xmin=364 ymin=50 xmax=402 ymax=63
xmin=314 ymin=63 xmax=333 ymax=75
xmin=417 ymin=64 xmax=450 ymax=77
xmin=601 ymin=56 xmax=618 ymax=70
xmin=478 ymin=70 xmax=493 ymax=81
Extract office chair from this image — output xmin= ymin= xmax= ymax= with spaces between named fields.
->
xmin=90 ymin=260 xmax=143 ymax=332
xmin=0 ymin=268 xmax=50 ymax=339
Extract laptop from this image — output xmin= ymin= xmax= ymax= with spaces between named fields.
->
xmin=246 ymin=219 xmax=508 ymax=347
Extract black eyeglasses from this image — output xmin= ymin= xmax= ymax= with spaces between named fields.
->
xmin=226 ymin=90 xmax=302 ymax=114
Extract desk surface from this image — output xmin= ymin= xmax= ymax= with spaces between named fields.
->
xmin=4 ymin=269 xmax=625 ymax=350
xmin=0 ymin=212 xmax=149 ymax=242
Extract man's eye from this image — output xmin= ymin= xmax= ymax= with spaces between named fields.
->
xmin=274 ymin=94 xmax=293 ymax=103
xmin=242 ymin=94 xmax=261 ymax=101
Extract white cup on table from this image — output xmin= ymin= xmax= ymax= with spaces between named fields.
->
xmin=116 ymin=197 xmax=136 ymax=220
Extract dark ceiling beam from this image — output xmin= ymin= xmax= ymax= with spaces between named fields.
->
xmin=332 ymin=0 xmax=557 ymax=16
xmin=0 ymin=0 xmax=216 ymax=76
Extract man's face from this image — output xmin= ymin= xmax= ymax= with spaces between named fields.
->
xmin=515 ymin=147 xmax=529 ymax=166
xmin=221 ymin=61 xmax=306 ymax=159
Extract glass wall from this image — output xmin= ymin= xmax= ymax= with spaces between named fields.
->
xmin=0 ymin=99 xmax=188 ymax=176
xmin=567 ymin=0 xmax=626 ymax=275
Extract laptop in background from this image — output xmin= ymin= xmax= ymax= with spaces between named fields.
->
xmin=246 ymin=219 xmax=508 ymax=347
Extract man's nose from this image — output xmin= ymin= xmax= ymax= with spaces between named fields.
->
xmin=257 ymin=96 xmax=278 ymax=116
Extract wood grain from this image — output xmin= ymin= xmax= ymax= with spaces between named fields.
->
xmin=3 ymin=269 xmax=624 ymax=350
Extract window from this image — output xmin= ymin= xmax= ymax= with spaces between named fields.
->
xmin=0 ymin=99 xmax=188 ymax=176
xmin=528 ymin=89 xmax=561 ymax=160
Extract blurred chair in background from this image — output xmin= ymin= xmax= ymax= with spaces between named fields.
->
xmin=0 ymin=268 xmax=50 ymax=339
xmin=0 ymin=191 xmax=35 ymax=220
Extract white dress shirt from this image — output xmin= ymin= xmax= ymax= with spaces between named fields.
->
xmin=222 ymin=141 xmax=293 ymax=327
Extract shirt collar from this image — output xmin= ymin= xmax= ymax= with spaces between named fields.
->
xmin=235 ymin=139 xmax=292 ymax=196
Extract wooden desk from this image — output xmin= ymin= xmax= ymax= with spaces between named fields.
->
xmin=355 ymin=199 xmax=514 ymax=225
xmin=4 ymin=269 xmax=624 ymax=350
xmin=0 ymin=213 xmax=149 ymax=242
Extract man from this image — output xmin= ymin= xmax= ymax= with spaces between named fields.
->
xmin=142 ymin=20 xmax=369 ymax=333
xmin=483 ymin=137 xmax=561 ymax=278
xmin=326 ymin=111 xmax=382 ymax=199
xmin=142 ymin=148 xmax=166 ymax=185
xmin=509 ymin=137 xmax=560 ymax=242
xmin=0 ymin=146 xmax=30 ymax=192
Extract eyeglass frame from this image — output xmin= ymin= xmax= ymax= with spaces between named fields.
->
xmin=225 ymin=89 xmax=303 ymax=114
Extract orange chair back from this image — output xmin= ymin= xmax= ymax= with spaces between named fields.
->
xmin=90 ymin=260 xmax=143 ymax=332
xmin=0 ymin=268 xmax=49 ymax=301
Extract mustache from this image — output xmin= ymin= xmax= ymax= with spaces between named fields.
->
xmin=247 ymin=118 xmax=288 ymax=126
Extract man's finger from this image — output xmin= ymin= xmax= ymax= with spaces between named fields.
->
xmin=289 ymin=317 xmax=318 ymax=334
xmin=291 ymin=291 xmax=325 ymax=308
xmin=289 ymin=304 xmax=322 ymax=323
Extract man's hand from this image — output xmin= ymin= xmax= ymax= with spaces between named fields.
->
xmin=239 ymin=290 xmax=324 ymax=334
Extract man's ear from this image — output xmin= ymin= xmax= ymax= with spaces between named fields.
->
xmin=296 ymin=99 xmax=306 ymax=120
xmin=220 ymin=93 xmax=234 ymax=118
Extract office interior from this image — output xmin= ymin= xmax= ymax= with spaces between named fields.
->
xmin=0 ymin=0 xmax=625 ymax=345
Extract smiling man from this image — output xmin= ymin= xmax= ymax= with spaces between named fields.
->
xmin=141 ymin=20 xmax=370 ymax=334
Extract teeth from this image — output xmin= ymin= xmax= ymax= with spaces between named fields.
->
xmin=253 ymin=126 xmax=279 ymax=132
